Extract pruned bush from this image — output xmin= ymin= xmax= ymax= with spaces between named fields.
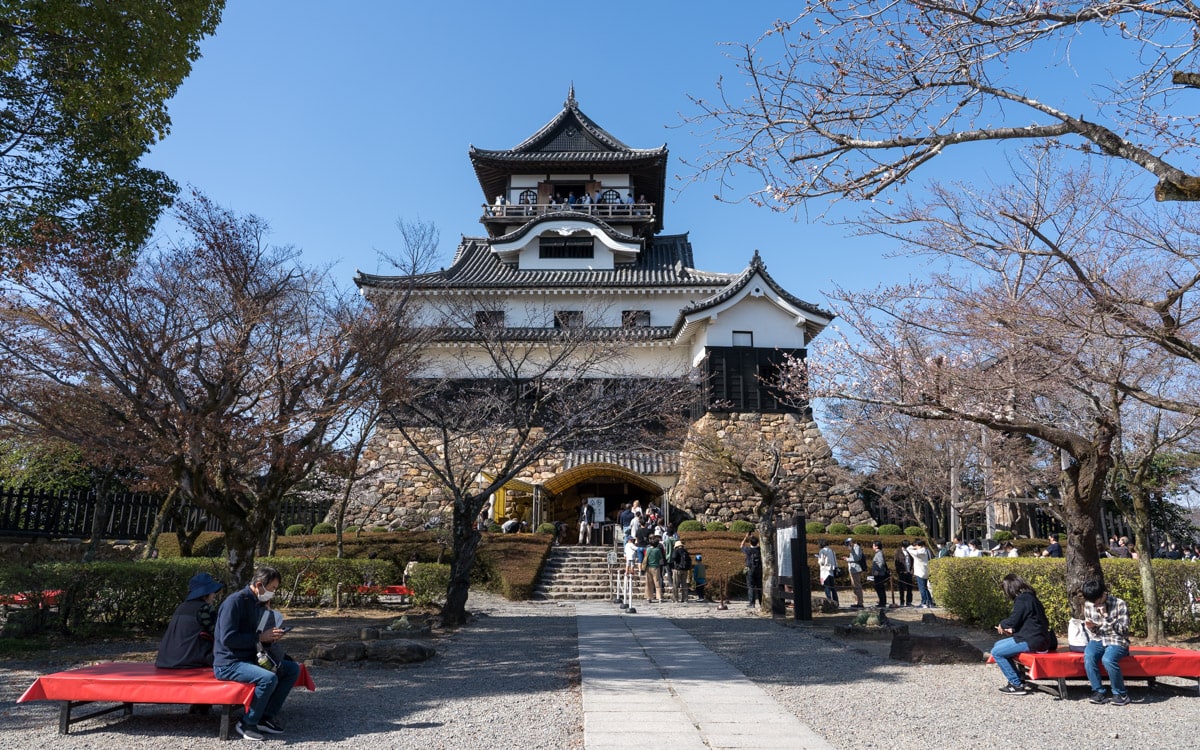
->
xmin=993 ymin=530 xmax=1015 ymax=541
xmin=370 ymin=526 xmax=388 ymax=533
xmin=877 ymin=524 xmax=903 ymax=536
xmin=826 ymin=522 xmax=851 ymax=535
xmin=535 ymin=522 xmax=556 ymax=535
xmin=284 ymin=524 xmax=308 ymax=537
xmin=929 ymin=557 xmax=1200 ymax=636
xmin=729 ymin=520 xmax=755 ymax=534
xmin=311 ymin=522 xmax=336 ymax=535
xmin=904 ymin=526 xmax=924 ymax=537
xmin=677 ymin=520 xmax=703 ymax=532
xmin=408 ymin=563 xmax=451 ymax=606
xmin=344 ymin=526 xmax=359 ymax=534
xmin=805 ymin=521 xmax=826 ymax=534
xmin=852 ymin=524 xmax=877 ymax=535
xmin=705 ymin=521 xmax=728 ymax=532
xmin=487 ymin=522 xmax=502 ymax=533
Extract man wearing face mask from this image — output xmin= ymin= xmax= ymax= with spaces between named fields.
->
xmin=213 ymin=566 xmax=300 ymax=742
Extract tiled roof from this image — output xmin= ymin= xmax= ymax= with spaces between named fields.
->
xmin=676 ymin=250 xmax=833 ymax=322
xmin=562 ymin=450 xmax=680 ymax=475
xmin=355 ymin=233 xmax=734 ymax=292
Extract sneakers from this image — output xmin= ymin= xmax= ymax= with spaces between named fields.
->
xmin=1109 ymin=693 xmax=1131 ymax=706
xmin=236 ymin=722 xmax=265 ymax=741
xmin=1089 ymin=691 xmax=1109 ymax=704
xmin=259 ymin=717 xmax=284 ymax=734
xmin=998 ymin=683 xmax=1028 ymax=695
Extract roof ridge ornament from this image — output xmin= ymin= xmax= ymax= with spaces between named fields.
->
xmin=566 ymin=83 xmax=576 ymax=109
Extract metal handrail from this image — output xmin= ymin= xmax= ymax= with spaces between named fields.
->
xmin=482 ymin=202 xmax=654 ymax=221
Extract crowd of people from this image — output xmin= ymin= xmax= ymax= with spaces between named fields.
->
xmin=617 ymin=502 xmax=708 ymax=604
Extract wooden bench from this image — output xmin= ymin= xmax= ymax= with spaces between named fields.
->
xmin=1011 ymin=646 xmax=1200 ymax=699
xmin=18 ymin=662 xmax=315 ymax=740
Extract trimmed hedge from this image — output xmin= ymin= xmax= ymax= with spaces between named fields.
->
xmin=677 ymin=520 xmax=704 ymax=532
xmin=929 ymin=557 xmax=1200 ymax=636
xmin=535 ymin=523 xmax=556 ymax=535
xmin=903 ymin=526 xmax=924 ymax=537
xmin=826 ymin=523 xmax=851 ymax=535
xmin=311 ymin=522 xmax=336 ymax=535
xmin=728 ymin=520 xmax=755 ymax=534
xmin=805 ymin=522 xmax=826 ymax=534
xmin=408 ymin=563 xmax=451 ymax=606
xmin=877 ymin=524 xmax=902 ymax=536
xmin=852 ymin=524 xmax=877 ymax=535
xmin=705 ymin=522 xmax=728 ymax=532
xmin=992 ymin=530 xmax=1014 ymax=542
xmin=284 ymin=524 xmax=308 ymax=536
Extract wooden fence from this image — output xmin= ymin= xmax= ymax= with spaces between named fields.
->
xmin=0 ymin=486 xmax=332 ymax=541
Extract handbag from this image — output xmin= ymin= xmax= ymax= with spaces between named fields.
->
xmin=1067 ymin=618 xmax=1091 ymax=652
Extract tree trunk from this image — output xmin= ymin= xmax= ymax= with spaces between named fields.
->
xmin=1129 ymin=486 xmax=1163 ymax=643
xmin=1062 ymin=448 xmax=1109 ymax=615
xmin=82 ymin=473 xmax=115 ymax=563
xmin=224 ymin=519 xmax=261 ymax=588
xmin=758 ymin=513 xmax=779 ymax=615
xmin=442 ymin=508 xmax=482 ymax=627
xmin=142 ymin=488 xmax=179 ymax=560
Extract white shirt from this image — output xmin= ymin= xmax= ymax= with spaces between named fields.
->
xmin=817 ymin=546 xmax=838 ymax=580
xmin=624 ymin=538 xmax=637 ymax=563
xmin=907 ymin=545 xmax=930 ymax=578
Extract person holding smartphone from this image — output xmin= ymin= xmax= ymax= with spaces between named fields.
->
xmin=1082 ymin=579 xmax=1132 ymax=706
xmin=213 ymin=566 xmax=300 ymax=741
xmin=990 ymin=573 xmax=1056 ymax=695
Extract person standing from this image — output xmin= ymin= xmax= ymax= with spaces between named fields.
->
xmin=906 ymin=539 xmax=935 ymax=608
xmin=643 ymin=535 xmax=666 ymax=603
xmin=741 ymin=533 xmax=763 ymax=609
xmin=843 ymin=537 xmax=865 ymax=608
xmin=1082 ymin=579 xmax=1131 ymax=706
xmin=213 ymin=566 xmax=300 ymax=741
xmin=578 ymin=500 xmax=594 ymax=545
xmin=869 ymin=541 xmax=890 ymax=608
xmin=691 ymin=554 xmax=708 ymax=602
xmin=817 ymin=539 xmax=840 ymax=608
xmin=893 ymin=542 xmax=914 ymax=607
xmin=156 ymin=572 xmax=224 ymax=669
xmin=670 ymin=539 xmax=692 ymax=602
xmin=990 ymin=573 xmax=1056 ymax=695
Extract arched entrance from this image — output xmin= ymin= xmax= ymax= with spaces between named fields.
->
xmin=541 ymin=463 xmax=665 ymax=542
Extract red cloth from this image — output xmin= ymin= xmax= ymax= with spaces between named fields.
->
xmin=18 ymin=662 xmax=315 ymax=711
xmin=1013 ymin=646 xmax=1200 ymax=680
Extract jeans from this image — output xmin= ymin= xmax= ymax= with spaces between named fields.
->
xmin=916 ymin=576 xmax=934 ymax=607
xmin=1084 ymin=640 xmax=1129 ymax=695
xmin=214 ymin=658 xmax=300 ymax=727
xmin=990 ymin=637 xmax=1031 ymax=687
xmin=822 ymin=575 xmax=840 ymax=605
xmin=747 ymin=570 xmax=762 ymax=606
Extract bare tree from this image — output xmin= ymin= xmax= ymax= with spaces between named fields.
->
xmin=686 ymin=2 xmax=1200 ymax=205
xmin=377 ymin=296 xmax=693 ymax=626
xmin=0 ymin=195 xmax=418 ymax=584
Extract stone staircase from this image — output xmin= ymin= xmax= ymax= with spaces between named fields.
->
xmin=534 ymin=544 xmax=641 ymax=601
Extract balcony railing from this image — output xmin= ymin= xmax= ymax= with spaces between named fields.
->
xmin=481 ymin=202 xmax=655 ymax=223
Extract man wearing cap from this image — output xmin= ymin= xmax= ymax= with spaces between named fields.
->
xmin=156 ymin=571 xmax=224 ymax=669
xmin=670 ymin=539 xmax=693 ymax=602
xmin=843 ymin=537 xmax=866 ymax=609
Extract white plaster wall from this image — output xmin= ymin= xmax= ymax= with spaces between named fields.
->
xmin=698 ymin=296 xmax=809 ymax=349
xmin=416 ymin=342 xmax=691 ymax=378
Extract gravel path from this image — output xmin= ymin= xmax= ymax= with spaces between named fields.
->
xmin=0 ymin=594 xmax=583 ymax=750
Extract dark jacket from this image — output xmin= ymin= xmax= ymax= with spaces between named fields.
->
xmin=1000 ymin=590 xmax=1056 ymax=653
xmin=671 ymin=546 xmax=693 ymax=570
xmin=213 ymin=586 xmax=268 ymax=668
xmin=155 ymin=599 xmax=218 ymax=668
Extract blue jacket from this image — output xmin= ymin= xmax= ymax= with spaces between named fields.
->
xmin=213 ymin=585 xmax=267 ymax=667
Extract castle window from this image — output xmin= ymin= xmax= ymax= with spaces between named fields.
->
xmin=600 ymin=189 xmax=621 ymax=205
xmin=475 ymin=310 xmax=505 ymax=328
xmin=519 ymin=189 xmax=537 ymax=204
xmin=732 ymin=331 xmax=754 ymax=347
xmin=622 ymin=310 xmax=651 ymax=328
xmin=539 ymin=236 xmax=594 ymax=259
xmin=554 ymin=310 xmax=584 ymax=329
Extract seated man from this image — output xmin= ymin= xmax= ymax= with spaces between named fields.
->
xmin=214 ymin=566 xmax=300 ymax=741
xmin=1082 ymin=578 xmax=1131 ymax=706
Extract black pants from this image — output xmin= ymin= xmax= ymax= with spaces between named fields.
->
xmin=897 ymin=572 xmax=914 ymax=605
xmin=874 ymin=577 xmax=888 ymax=607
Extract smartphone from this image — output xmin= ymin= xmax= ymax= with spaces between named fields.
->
xmin=281 ymin=625 xmax=294 ymax=633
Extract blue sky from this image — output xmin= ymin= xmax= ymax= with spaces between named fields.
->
xmin=141 ymin=2 xmax=1115 ymax=313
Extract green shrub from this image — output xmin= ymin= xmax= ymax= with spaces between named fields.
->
xmin=677 ymin=520 xmax=704 ymax=532
xmin=993 ymin=530 xmax=1015 ymax=541
xmin=877 ymin=524 xmax=903 ymax=536
xmin=705 ymin=521 xmax=728 ymax=532
xmin=260 ymin=556 xmax=400 ymax=607
xmin=826 ymin=523 xmax=851 ymax=535
xmin=903 ymin=526 xmax=924 ymax=537
xmin=929 ymin=557 xmax=1200 ymax=636
xmin=311 ymin=522 xmax=336 ymax=535
xmin=284 ymin=524 xmax=308 ymax=536
xmin=729 ymin=520 xmax=756 ymax=534
xmin=535 ymin=522 xmax=556 ymax=535
xmin=487 ymin=522 xmax=502 ymax=533
xmin=408 ymin=563 xmax=452 ymax=606
xmin=852 ymin=524 xmax=878 ymax=535
xmin=805 ymin=521 xmax=826 ymax=534
xmin=370 ymin=526 xmax=388 ymax=533
xmin=344 ymin=526 xmax=359 ymax=534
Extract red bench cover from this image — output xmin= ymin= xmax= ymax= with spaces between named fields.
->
xmin=18 ymin=662 xmax=315 ymax=711
xmin=1014 ymin=646 xmax=1200 ymax=680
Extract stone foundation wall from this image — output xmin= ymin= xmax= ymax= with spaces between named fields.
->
xmin=671 ymin=412 xmax=870 ymax=528
xmin=343 ymin=413 xmax=871 ymax=531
